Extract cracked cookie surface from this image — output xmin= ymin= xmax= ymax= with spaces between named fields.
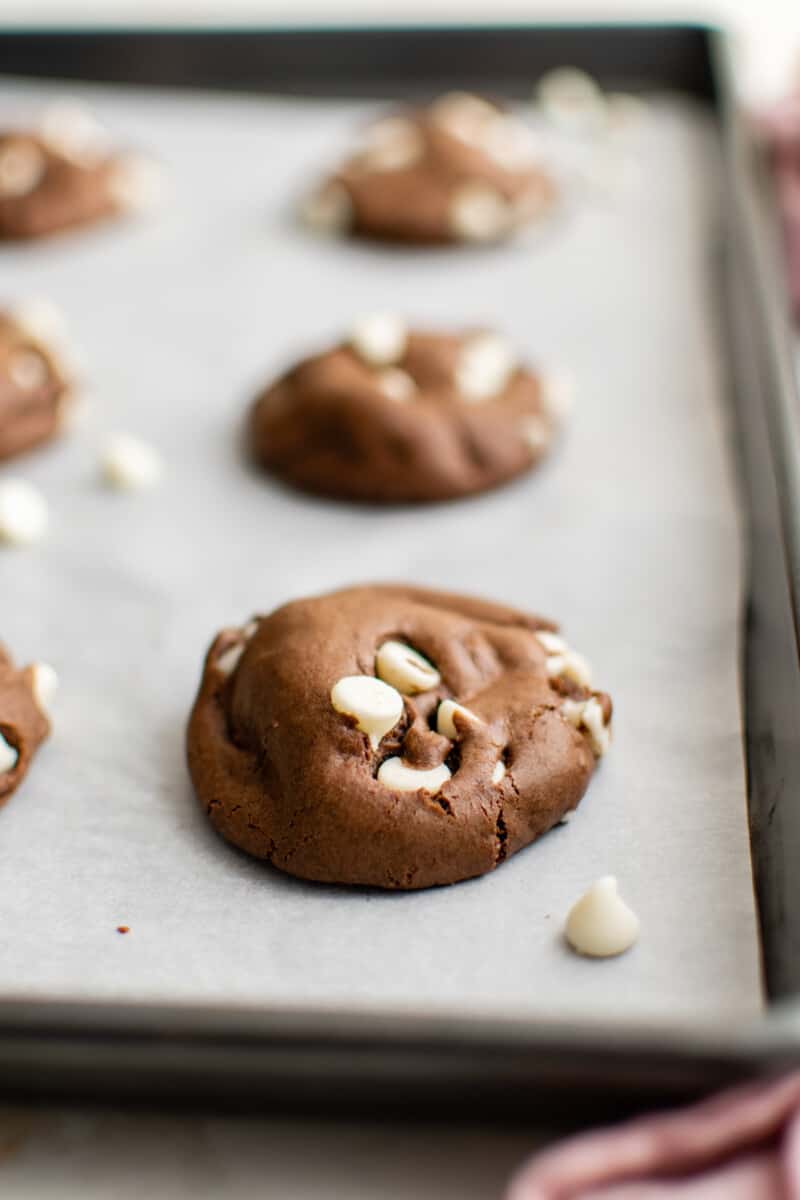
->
xmin=0 ymin=645 xmax=51 ymax=807
xmin=187 ymin=584 xmax=611 ymax=889
xmin=302 ymin=91 xmax=555 ymax=244
xmin=249 ymin=320 xmax=565 ymax=504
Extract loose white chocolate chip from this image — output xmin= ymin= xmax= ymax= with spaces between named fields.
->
xmin=565 ymin=876 xmax=639 ymax=958
xmin=0 ymin=732 xmax=18 ymax=774
xmin=0 ymin=141 xmax=46 ymax=196
xmin=540 ymin=369 xmax=575 ymax=424
xmin=377 ymin=367 xmax=416 ymax=402
xmin=436 ymin=699 xmax=478 ymax=740
xmin=31 ymin=663 xmax=58 ymax=715
xmin=8 ymin=350 xmax=49 ymax=392
xmin=491 ymin=760 xmax=506 ymax=784
xmin=40 ymin=100 xmax=110 ymax=165
xmin=430 ymin=92 xmax=497 ymax=144
xmin=536 ymin=631 xmax=593 ymax=688
xmin=302 ymin=181 xmax=353 ymax=235
xmin=350 ymin=314 xmax=407 ymax=367
xmin=376 ymin=640 xmax=441 ymax=695
xmin=521 ymin=415 xmax=551 ymax=453
xmin=107 ymin=154 xmax=163 ymax=214
xmin=377 ymin=757 xmax=451 ymax=794
xmin=0 ymin=479 xmax=49 ymax=546
xmin=101 ymin=433 xmax=163 ymax=491
xmin=536 ymin=68 xmax=608 ymax=136
xmin=456 ymin=332 xmax=516 ymax=401
xmin=331 ymin=675 xmax=404 ymax=750
xmin=360 ymin=117 xmax=424 ymax=171
xmin=449 ymin=183 xmax=513 ymax=243
xmin=217 ymin=643 xmax=245 ymax=677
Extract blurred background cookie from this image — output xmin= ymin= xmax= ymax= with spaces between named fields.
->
xmin=0 ymin=100 xmax=161 ymax=240
xmin=302 ymin=91 xmax=555 ymax=244
xmin=249 ymin=316 xmax=570 ymax=504
xmin=0 ymin=301 xmax=80 ymax=462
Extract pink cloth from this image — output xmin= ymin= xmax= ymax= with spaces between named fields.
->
xmin=506 ymin=1073 xmax=800 ymax=1200
xmin=760 ymin=95 xmax=800 ymax=319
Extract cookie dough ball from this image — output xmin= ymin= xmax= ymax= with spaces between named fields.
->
xmin=0 ymin=645 xmax=53 ymax=808
xmin=250 ymin=318 xmax=567 ymax=504
xmin=187 ymin=584 xmax=612 ymax=889
xmin=0 ymin=101 xmax=158 ymax=241
xmin=0 ymin=304 xmax=78 ymax=461
xmin=302 ymin=92 xmax=555 ymax=244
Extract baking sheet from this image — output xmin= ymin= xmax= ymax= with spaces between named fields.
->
xmin=0 ymin=79 xmax=762 ymax=1024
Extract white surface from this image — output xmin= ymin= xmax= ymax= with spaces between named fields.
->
xmin=0 ymin=81 xmax=761 ymax=1026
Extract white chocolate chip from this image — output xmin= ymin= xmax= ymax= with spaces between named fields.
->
xmin=430 ymin=92 xmax=497 ymax=144
xmin=11 ymin=299 xmax=68 ymax=346
xmin=0 ymin=140 xmax=46 ymax=196
xmin=350 ymin=314 xmax=407 ymax=367
xmin=536 ymin=68 xmax=608 ymax=136
xmin=482 ymin=114 xmax=539 ymax=170
xmin=31 ymin=662 xmax=58 ymax=715
xmin=360 ymin=117 xmax=424 ymax=172
xmin=377 ymin=367 xmax=416 ymax=402
xmin=565 ymin=876 xmax=639 ymax=958
xmin=8 ymin=350 xmax=49 ymax=392
xmin=491 ymin=760 xmax=506 ymax=784
xmin=449 ymin=183 xmax=513 ymax=243
xmin=560 ymin=697 xmax=610 ymax=756
xmin=536 ymin=631 xmax=593 ymax=688
xmin=377 ymin=757 xmax=451 ymax=794
xmin=0 ymin=479 xmax=48 ymax=546
xmin=376 ymin=640 xmax=441 ymax=695
xmin=40 ymin=100 xmax=110 ymax=165
xmin=301 ymin=181 xmax=353 ymax=235
xmin=436 ymin=698 xmax=478 ymax=740
xmin=331 ymin=675 xmax=404 ymax=750
xmin=521 ymin=415 xmax=551 ymax=453
xmin=540 ymin=369 xmax=574 ymax=424
xmin=101 ymin=433 xmax=163 ymax=491
xmin=0 ymin=731 xmax=19 ymax=774
xmin=107 ymin=153 xmax=163 ymax=214
xmin=216 ymin=621 xmax=259 ymax=677
xmin=217 ymin=643 xmax=245 ymax=677
xmin=456 ymin=332 xmax=516 ymax=401
xmin=535 ymin=631 xmax=567 ymax=654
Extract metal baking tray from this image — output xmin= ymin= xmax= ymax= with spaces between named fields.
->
xmin=0 ymin=23 xmax=799 ymax=1122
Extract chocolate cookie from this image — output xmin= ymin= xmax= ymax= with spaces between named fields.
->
xmin=187 ymin=584 xmax=611 ymax=890
xmin=0 ymin=101 xmax=160 ymax=240
xmin=302 ymin=92 xmax=555 ymax=244
xmin=249 ymin=317 xmax=569 ymax=504
xmin=0 ymin=646 xmax=54 ymax=808
xmin=0 ymin=303 xmax=78 ymax=461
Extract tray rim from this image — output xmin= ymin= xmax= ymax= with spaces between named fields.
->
xmin=1 ymin=19 xmax=799 ymax=1117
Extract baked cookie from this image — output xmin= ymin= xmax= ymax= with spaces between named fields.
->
xmin=187 ymin=584 xmax=611 ymax=890
xmin=0 ymin=101 xmax=160 ymax=241
xmin=0 ymin=645 xmax=55 ymax=808
xmin=0 ymin=302 xmax=78 ymax=461
xmin=249 ymin=316 xmax=569 ymax=504
xmin=302 ymin=91 xmax=555 ymax=244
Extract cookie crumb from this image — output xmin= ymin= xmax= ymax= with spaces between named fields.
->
xmin=116 ymin=924 xmax=130 ymax=934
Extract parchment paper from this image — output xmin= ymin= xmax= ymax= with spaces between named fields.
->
xmin=0 ymin=80 xmax=762 ymax=1024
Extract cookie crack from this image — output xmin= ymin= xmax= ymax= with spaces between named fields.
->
xmin=495 ymin=803 xmax=508 ymax=865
